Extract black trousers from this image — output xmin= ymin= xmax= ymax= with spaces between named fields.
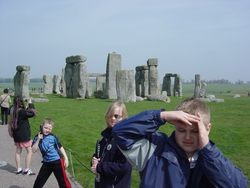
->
xmin=1 ymin=107 xmax=8 ymax=125
xmin=33 ymin=158 xmax=71 ymax=188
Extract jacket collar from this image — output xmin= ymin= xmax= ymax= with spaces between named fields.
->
xmin=101 ymin=127 xmax=113 ymax=139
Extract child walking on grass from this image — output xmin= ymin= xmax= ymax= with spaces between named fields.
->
xmin=32 ymin=118 xmax=71 ymax=188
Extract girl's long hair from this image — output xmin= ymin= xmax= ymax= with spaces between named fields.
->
xmin=105 ymin=101 xmax=128 ymax=128
xmin=9 ymin=96 xmax=36 ymax=129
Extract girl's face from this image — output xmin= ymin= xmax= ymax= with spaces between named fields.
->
xmin=42 ymin=123 xmax=53 ymax=135
xmin=108 ymin=107 xmax=123 ymax=128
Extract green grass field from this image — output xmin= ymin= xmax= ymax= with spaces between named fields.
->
xmin=0 ymin=83 xmax=249 ymax=187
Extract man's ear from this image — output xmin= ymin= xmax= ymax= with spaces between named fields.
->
xmin=206 ymin=123 xmax=212 ymax=134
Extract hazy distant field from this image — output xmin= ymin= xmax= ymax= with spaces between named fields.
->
xmin=0 ymin=82 xmax=249 ymax=95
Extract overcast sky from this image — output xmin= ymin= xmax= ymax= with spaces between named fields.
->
xmin=0 ymin=0 xmax=249 ymax=83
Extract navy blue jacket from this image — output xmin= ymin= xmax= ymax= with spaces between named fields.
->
xmin=112 ymin=109 xmax=248 ymax=188
xmin=92 ymin=127 xmax=132 ymax=188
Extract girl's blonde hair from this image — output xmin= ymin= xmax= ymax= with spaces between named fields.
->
xmin=105 ymin=102 xmax=128 ymax=128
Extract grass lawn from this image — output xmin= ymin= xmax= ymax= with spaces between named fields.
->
xmin=0 ymin=83 xmax=249 ymax=187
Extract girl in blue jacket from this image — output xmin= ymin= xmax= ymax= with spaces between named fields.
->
xmin=113 ymin=97 xmax=248 ymax=188
xmin=91 ymin=102 xmax=132 ymax=188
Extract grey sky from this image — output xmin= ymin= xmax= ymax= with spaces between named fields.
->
xmin=0 ymin=0 xmax=249 ymax=83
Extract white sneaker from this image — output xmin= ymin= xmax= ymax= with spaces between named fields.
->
xmin=15 ymin=169 xmax=23 ymax=175
xmin=23 ymin=169 xmax=36 ymax=175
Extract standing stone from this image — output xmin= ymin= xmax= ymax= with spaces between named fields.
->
xmin=162 ymin=91 xmax=168 ymax=96
xmin=64 ymin=55 xmax=87 ymax=98
xmin=135 ymin=65 xmax=149 ymax=97
xmin=173 ymin=74 xmax=182 ymax=97
xmin=13 ymin=65 xmax=30 ymax=97
xmin=147 ymin=58 xmax=160 ymax=95
xmin=162 ymin=73 xmax=172 ymax=96
xmin=60 ymin=68 xmax=66 ymax=96
xmin=85 ymin=78 xmax=92 ymax=98
xmin=135 ymin=66 xmax=142 ymax=96
xmin=199 ymin=82 xmax=207 ymax=98
xmin=194 ymin=74 xmax=201 ymax=98
xmin=116 ymin=70 xmax=136 ymax=103
xmin=43 ymin=74 xmax=53 ymax=94
xmin=162 ymin=73 xmax=182 ymax=97
xmin=105 ymin=52 xmax=121 ymax=99
xmin=53 ymin=75 xmax=61 ymax=94
xmin=141 ymin=65 xmax=149 ymax=97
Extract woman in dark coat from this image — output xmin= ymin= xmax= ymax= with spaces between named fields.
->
xmin=8 ymin=96 xmax=37 ymax=175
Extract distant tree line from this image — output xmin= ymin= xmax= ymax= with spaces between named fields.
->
xmin=0 ymin=78 xmax=43 ymax=83
xmin=0 ymin=77 xmax=96 ymax=83
xmin=182 ymin=79 xmax=249 ymax=85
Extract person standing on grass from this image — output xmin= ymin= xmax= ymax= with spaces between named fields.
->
xmin=0 ymin=88 xmax=11 ymax=125
xmin=91 ymin=101 xmax=132 ymax=188
xmin=32 ymin=118 xmax=72 ymax=188
xmin=113 ymin=97 xmax=248 ymax=188
xmin=8 ymin=96 xmax=37 ymax=175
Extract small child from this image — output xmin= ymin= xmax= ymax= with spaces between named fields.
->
xmin=32 ymin=118 xmax=72 ymax=188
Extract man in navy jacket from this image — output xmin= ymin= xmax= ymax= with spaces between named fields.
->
xmin=113 ymin=97 xmax=248 ymax=188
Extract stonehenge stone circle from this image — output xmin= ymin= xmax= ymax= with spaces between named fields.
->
xmin=12 ymin=52 xmax=192 ymax=103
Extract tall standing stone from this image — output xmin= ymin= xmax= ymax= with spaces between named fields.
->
xmin=64 ymin=55 xmax=87 ymax=98
xmin=141 ymin=65 xmax=149 ymax=97
xmin=173 ymin=74 xmax=182 ymax=97
xmin=13 ymin=65 xmax=30 ymax=97
xmin=135 ymin=66 xmax=142 ymax=96
xmin=53 ymin=75 xmax=61 ymax=94
xmin=60 ymin=68 xmax=66 ymax=96
xmin=162 ymin=73 xmax=172 ymax=96
xmin=147 ymin=58 xmax=160 ymax=95
xmin=194 ymin=74 xmax=201 ymax=98
xmin=116 ymin=70 xmax=136 ymax=103
xmin=105 ymin=52 xmax=121 ymax=99
xmin=43 ymin=74 xmax=53 ymax=94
